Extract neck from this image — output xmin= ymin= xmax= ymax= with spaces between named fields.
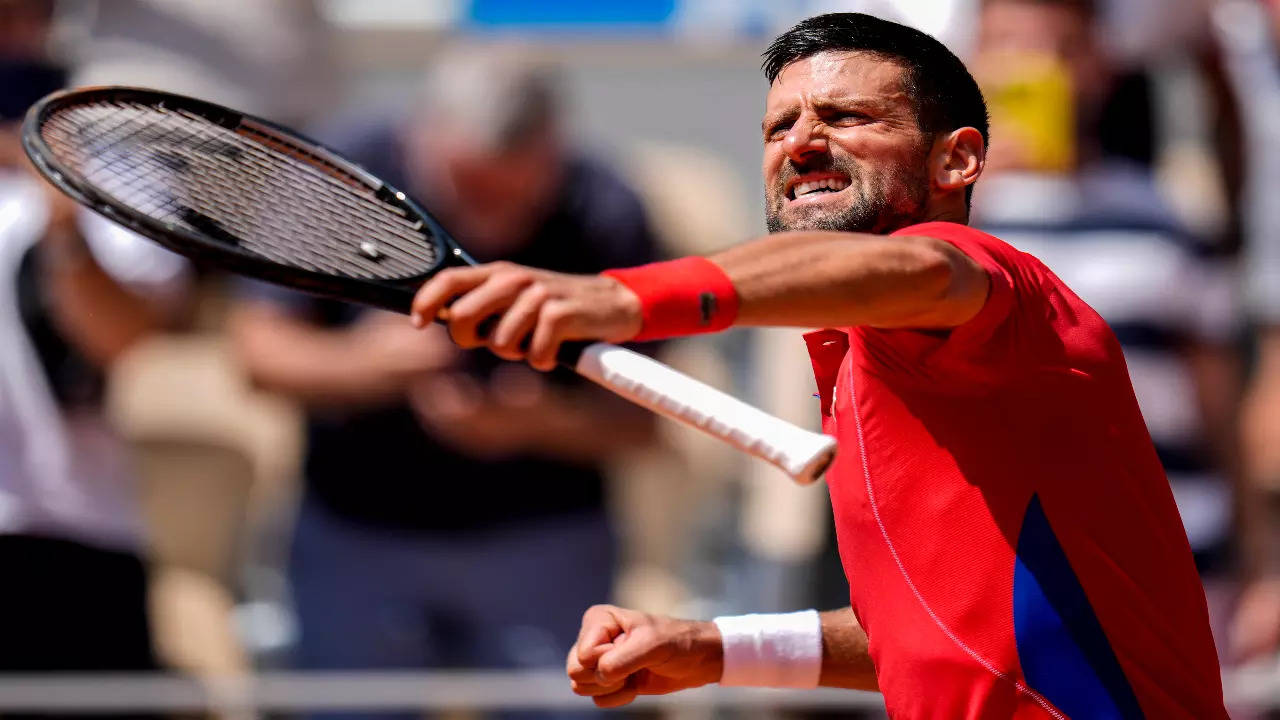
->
xmin=915 ymin=200 xmax=969 ymax=227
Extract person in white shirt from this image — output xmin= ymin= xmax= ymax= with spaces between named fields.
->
xmin=0 ymin=60 xmax=189 ymax=674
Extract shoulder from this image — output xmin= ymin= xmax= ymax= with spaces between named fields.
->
xmin=889 ymin=221 xmax=1116 ymax=367
xmin=552 ymin=156 xmax=660 ymax=265
xmin=890 ymin=221 xmax=1043 ymax=281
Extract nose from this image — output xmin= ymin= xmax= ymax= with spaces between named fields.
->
xmin=783 ymin=118 xmax=828 ymax=165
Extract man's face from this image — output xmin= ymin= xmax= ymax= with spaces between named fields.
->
xmin=406 ymin=121 xmax=562 ymax=257
xmin=762 ymin=51 xmax=932 ymax=234
xmin=976 ymin=1 xmax=1107 ymax=112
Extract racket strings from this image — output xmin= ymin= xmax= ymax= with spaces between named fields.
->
xmin=52 ymin=102 xmax=429 ymax=277
xmin=62 ymin=107 xmax=233 ymax=218
xmin=228 ymin=126 xmax=427 ymax=243
xmin=54 ymin=102 xmax=437 ymax=278
xmin=39 ymin=99 xmax=441 ymax=281
xmin=45 ymin=102 xmax=371 ymax=276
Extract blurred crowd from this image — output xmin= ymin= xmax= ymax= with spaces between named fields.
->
xmin=1 ymin=0 xmax=1279 ymax=717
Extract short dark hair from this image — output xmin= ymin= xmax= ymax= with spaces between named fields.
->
xmin=763 ymin=13 xmax=989 ymax=204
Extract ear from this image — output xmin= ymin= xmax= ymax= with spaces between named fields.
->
xmin=930 ymin=127 xmax=985 ymax=194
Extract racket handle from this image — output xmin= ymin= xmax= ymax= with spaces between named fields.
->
xmin=567 ymin=342 xmax=837 ymax=484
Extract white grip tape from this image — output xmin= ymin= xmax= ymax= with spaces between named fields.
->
xmin=573 ymin=342 xmax=837 ymax=484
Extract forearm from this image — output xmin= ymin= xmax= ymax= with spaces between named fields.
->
xmin=818 ymin=607 xmax=878 ymax=691
xmin=710 ymin=231 xmax=987 ymax=330
xmin=1185 ymin=341 xmax=1251 ymax=570
xmin=522 ymin=389 xmax=656 ymax=461
xmin=1189 ymin=344 xmax=1243 ymax=479
xmin=230 ymin=305 xmax=414 ymax=406
xmin=40 ymin=235 xmax=165 ymax=366
xmin=1240 ymin=329 xmax=1280 ymax=577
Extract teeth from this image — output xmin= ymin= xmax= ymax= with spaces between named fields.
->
xmin=793 ymin=177 xmax=850 ymax=198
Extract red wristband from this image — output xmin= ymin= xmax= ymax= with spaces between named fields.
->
xmin=602 ymin=257 xmax=739 ymax=341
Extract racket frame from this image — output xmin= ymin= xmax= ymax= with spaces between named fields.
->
xmin=22 ymin=85 xmax=472 ymax=314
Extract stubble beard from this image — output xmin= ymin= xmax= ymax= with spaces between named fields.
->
xmin=765 ymin=157 xmax=930 ymax=235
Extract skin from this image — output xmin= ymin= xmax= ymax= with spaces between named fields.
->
xmin=971 ymin=0 xmax=1101 ymax=173
xmin=974 ymin=0 xmax=1109 ymax=120
xmin=35 ymin=188 xmax=169 ymax=365
xmin=402 ymin=119 xmax=564 ymax=257
xmin=408 ymin=50 xmax=989 ymax=704
xmin=1233 ymin=329 xmax=1280 ymax=661
xmin=564 ymin=605 xmax=876 ymax=707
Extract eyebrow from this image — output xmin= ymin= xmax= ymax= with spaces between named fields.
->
xmin=812 ymin=95 xmax=892 ymax=114
xmin=761 ymin=107 xmax=799 ymax=134
xmin=762 ymin=94 xmax=898 ymax=133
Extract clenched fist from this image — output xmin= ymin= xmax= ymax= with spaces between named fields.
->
xmin=565 ymin=604 xmax=723 ymax=709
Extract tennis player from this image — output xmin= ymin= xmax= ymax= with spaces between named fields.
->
xmin=410 ymin=12 xmax=1228 ymax=719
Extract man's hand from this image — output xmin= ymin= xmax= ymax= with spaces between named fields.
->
xmin=407 ymin=366 xmax=548 ymax=458
xmin=410 ymin=263 xmax=642 ymax=371
xmin=566 ymin=604 xmax=723 ymax=708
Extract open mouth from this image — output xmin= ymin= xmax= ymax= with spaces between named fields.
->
xmin=786 ymin=173 xmax=851 ymax=201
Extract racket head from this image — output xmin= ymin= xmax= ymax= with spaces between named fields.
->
xmin=23 ymin=86 xmax=469 ymax=313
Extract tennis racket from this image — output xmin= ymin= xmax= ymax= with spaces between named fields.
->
xmin=22 ymin=86 xmax=836 ymax=484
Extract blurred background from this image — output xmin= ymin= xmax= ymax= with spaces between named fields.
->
xmin=0 ymin=0 xmax=1278 ymax=717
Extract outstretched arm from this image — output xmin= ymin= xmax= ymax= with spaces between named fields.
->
xmin=565 ymin=604 xmax=876 ymax=709
xmin=713 ymin=231 xmax=988 ymax=330
xmin=410 ymin=230 xmax=989 ymax=370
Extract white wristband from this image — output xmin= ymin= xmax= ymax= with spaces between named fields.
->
xmin=712 ymin=609 xmax=823 ymax=688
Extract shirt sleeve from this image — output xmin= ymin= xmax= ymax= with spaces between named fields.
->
xmin=870 ymin=221 xmax=1094 ymax=385
xmin=890 ymin=221 xmax=1018 ymax=349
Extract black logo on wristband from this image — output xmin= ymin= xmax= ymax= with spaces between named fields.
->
xmin=699 ymin=292 xmax=718 ymax=326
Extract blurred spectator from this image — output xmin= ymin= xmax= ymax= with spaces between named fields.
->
xmin=0 ymin=59 xmax=190 ymax=677
xmin=229 ymin=46 xmax=660 ymax=716
xmin=1219 ymin=0 xmax=1280 ymax=663
xmin=0 ymin=0 xmax=53 ymax=60
xmin=62 ymin=0 xmax=337 ymax=126
xmin=970 ymin=0 xmax=1243 ymax=653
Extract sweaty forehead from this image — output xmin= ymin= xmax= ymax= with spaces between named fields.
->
xmin=766 ymin=50 xmax=910 ymax=110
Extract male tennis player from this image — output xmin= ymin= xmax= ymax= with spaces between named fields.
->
xmin=410 ymin=12 xmax=1228 ymax=719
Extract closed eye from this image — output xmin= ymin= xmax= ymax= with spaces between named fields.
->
xmin=763 ymin=110 xmax=798 ymax=141
xmin=826 ymin=110 xmax=872 ymax=126
xmin=765 ymin=120 xmax=793 ymax=140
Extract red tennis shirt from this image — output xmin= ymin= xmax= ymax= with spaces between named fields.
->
xmin=804 ymin=222 xmax=1227 ymax=719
